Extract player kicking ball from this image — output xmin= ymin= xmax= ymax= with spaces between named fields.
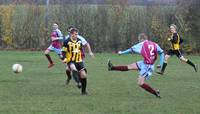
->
xmin=108 ymin=33 xmax=164 ymax=98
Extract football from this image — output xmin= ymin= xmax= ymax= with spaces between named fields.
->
xmin=12 ymin=64 xmax=23 ymax=73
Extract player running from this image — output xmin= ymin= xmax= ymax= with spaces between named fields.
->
xmin=64 ymin=26 xmax=94 ymax=87
xmin=108 ymin=33 xmax=164 ymax=98
xmin=62 ymin=28 xmax=89 ymax=95
xmin=44 ymin=23 xmax=64 ymax=68
xmin=157 ymin=24 xmax=198 ymax=75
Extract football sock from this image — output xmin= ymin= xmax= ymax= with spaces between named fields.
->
xmin=161 ymin=62 xmax=167 ymax=73
xmin=45 ymin=54 xmax=53 ymax=64
xmin=66 ymin=70 xmax=71 ymax=80
xmin=186 ymin=60 xmax=195 ymax=68
xmin=72 ymin=70 xmax=80 ymax=84
xmin=111 ymin=66 xmax=128 ymax=71
xmin=81 ymin=78 xmax=87 ymax=93
xmin=140 ymin=83 xmax=157 ymax=96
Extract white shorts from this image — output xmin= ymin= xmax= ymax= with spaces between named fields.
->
xmin=47 ymin=45 xmax=62 ymax=55
xmin=136 ymin=60 xmax=154 ymax=80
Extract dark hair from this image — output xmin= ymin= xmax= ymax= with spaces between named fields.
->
xmin=67 ymin=26 xmax=75 ymax=32
xmin=70 ymin=28 xmax=78 ymax=34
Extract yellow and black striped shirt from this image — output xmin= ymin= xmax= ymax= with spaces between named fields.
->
xmin=62 ymin=38 xmax=83 ymax=63
xmin=170 ymin=33 xmax=181 ymax=50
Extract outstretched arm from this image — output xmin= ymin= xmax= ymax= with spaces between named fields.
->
xmin=156 ymin=45 xmax=164 ymax=67
xmin=78 ymin=35 xmax=94 ymax=57
xmin=118 ymin=42 xmax=143 ymax=55
xmin=159 ymin=52 xmax=164 ymax=67
xmin=118 ymin=48 xmax=132 ymax=55
xmin=86 ymin=43 xmax=94 ymax=57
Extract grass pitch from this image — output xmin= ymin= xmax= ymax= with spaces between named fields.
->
xmin=0 ymin=51 xmax=200 ymax=114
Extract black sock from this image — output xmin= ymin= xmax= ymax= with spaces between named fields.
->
xmin=72 ymin=70 xmax=80 ymax=84
xmin=45 ymin=54 xmax=53 ymax=63
xmin=186 ymin=60 xmax=195 ymax=68
xmin=161 ymin=62 xmax=167 ymax=73
xmin=66 ymin=70 xmax=71 ymax=80
xmin=81 ymin=78 xmax=87 ymax=93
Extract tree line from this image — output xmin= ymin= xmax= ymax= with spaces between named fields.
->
xmin=0 ymin=0 xmax=199 ymax=53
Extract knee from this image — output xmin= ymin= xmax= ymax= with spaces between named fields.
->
xmin=44 ymin=50 xmax=49 ymax=55
xmin=137 ymin=81 xmax=144 ymax=86
xmin=137 ymin=76 xmax=145 ymax=86
xmin=66 ymin=68 xmax=70 ymax=72
xmin=180 ymin=56 xmax=187 ymax=62
xmin=80 ymin=70 xmax=87 ymax=78
xmin=138 ymin=83 xmax=143 ymax=87
xmin=164 ymin=55 xmax=170 ymax=62
xmin=127 ymin=65 xmax=132 ymax=70
xmin=127 ymin=63 xmax=137 ymax=70
xmin=71 ymin=68 xmax=77 ymax=71
xmin=69 ymin=65 xmax=76 ymax=71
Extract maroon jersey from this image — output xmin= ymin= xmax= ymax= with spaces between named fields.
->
xmin=141 ymin=41 xmax=158 ymax=65
xmin=51 ymin=31 xmax=62 ymax=49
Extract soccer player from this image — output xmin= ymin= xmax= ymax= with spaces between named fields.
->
xmin=64 ymin=26 xmax=94 ymax=86
xmin=62 ymin=28 xmax=88 ymax=95
xmin=44 ymin=23 xmax=63 ymax=68
xmin=108 ymin=33 xmax=164 ymax=98
xmin=157 ymin=24 xmax=198 ymax=75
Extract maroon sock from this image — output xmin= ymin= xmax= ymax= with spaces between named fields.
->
xmin=45 ymin=54 xmax=53 ymax=64
xmin=111 ymin=66 xmax=128 ymax=71
xmin=140 ymin=83 xmax=157 ymax=96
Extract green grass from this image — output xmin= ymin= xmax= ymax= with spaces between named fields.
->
xmin=0 ymin=51 xmax=200 ymax=114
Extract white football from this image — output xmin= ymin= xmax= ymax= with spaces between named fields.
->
xmin=12 ymin=64 xmax=23 ymax=73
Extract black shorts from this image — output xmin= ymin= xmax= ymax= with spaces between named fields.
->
xmin=166 ymin=49 xmax=182 ymax=58
xmin=67 ymin=62 xmax=87 ymax=72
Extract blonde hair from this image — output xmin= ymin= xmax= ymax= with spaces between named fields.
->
xmin=170 ymin=24 xmax=177 ymax=30
xmin=138 ymin=33 xmax=148 ymax=42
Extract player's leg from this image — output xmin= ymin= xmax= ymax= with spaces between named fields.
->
xmin=65 ymin=65 xmax=72 ymax=85
xmin=157 ymin=54 xmax=170 ymax=75
xmin=68 ymin=62 xmax=81 ymax=87
xmin=65 ymin=64 xmax=82 ymax=87
xmin=44 ymin=49 xmax=53 ymax=63
xmin=138 ymin=62 xmax=160 ymax=98
xmin=162 ymin=54 xmax=170 ymax=73
xmin=157 ymin=49 xmax=175 ymax=75
xmin=44 ymin=46 xmax=55 ymax=68
xmin=176 ymin=50 xmax=197 ymax=72
xmin=138 ymin=76 xmax=160 ymax=98
xmin=179 ymin=56 xmax=198 ymax=72
xmin=108 ymin=60 xmax=138 ymax=71
xmin=55 ymin=48 xmax=64 ymax=60
xmin=53 ymin=47 xmax=64 ymax=62
xmin=79 ymin=69 xmax=88 ymax=95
